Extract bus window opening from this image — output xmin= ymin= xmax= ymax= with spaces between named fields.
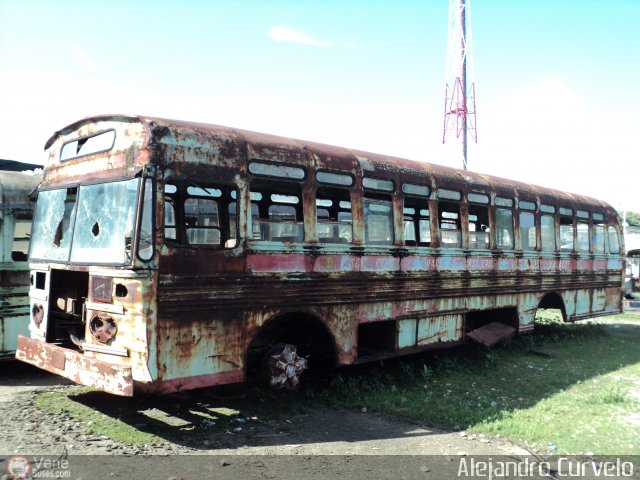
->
xmin=316 ymin=187 xmax=352 ymax=244
xmin=439 ymin=202 xmax=461 ymax=248
xmin=403 ymin=197 xmax=430 ymax=247
xmin=468 ymin=203 xmax=489 ymax=249
xmin=251 ymin=181 xmax=303 ymax=242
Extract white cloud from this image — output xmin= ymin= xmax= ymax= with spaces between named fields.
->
xmin=267 ymin=26 xmax=330 ymax=47
xmin=71 ymin=47 xmax=101 ymax=71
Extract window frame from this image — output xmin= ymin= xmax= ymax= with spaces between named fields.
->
xmin=540 ymin=213 xmax=556 ymax=252
xmin=363 ymin=197 xmax=394 ymax=245
xmin=250 ymin=179 xmax=304 ymax=243
xmin=519 ymin=210 xmax=537 ymax=252
xmin=248 ymin=161 xmax=306 ymax=180
xmin=438 ymin=200 xmax=462 ymax=248
xmin=316 ymin=186 xmax=353 ymax=244
xmin=163 ymin=181 xmax=239 ymax=249
xmin=402 ymin=196 xmax=431 ymax=247
xmin=495 ymin=207 xmax=515 ymax=250
xmin=60 ymin=129 xmax=116 ymax=161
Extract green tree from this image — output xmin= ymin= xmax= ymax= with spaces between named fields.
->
xmin=620 ymin=212 xmax=640 ymax=227
xmin=624 ymin=211 xmax=640 ymax=227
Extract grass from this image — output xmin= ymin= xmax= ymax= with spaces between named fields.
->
xmin=35 ymin=387 xmax=164 ymax=446
xmin=296 ymin=311 xmax=640 ymax=456
xmin=35 ymin=387 xmax=248 ymax=446
xmin=33 ymin=312 xmax=640 ymax=455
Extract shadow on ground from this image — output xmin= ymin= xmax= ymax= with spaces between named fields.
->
xmin=0 ymin=360 xmax=72 ymax=388
xmin=46 ymin=318 xmax=640 ymax=451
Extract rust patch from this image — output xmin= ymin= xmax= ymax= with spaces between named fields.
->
xmin=16 ymin=335 xmax=133 ymax=396
xmin=50 ymin=348 xmax=66 ymax=370
xmin=89 ymin=315 xmax=118 ymax=343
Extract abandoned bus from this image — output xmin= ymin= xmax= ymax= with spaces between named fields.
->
xmin=16 ymin=115 xmax=625 ymax=395
xmin=1 ymin=170 xmax=40 ymax=357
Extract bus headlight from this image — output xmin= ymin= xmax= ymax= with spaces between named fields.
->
xmin=89 ymin=315 xmax=117 ymax=343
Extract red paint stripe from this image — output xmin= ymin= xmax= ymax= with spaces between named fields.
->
xmin=247 ymin=253 xmax=309 ymax=272
xmin=155 ymin=369 xmax=244 ymax=394
xmin=361 ymin=256 xmax=399 ymax=271
xmin=312 ymin=254 xmax=359 ymax=272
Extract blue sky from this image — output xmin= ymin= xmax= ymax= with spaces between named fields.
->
xmin=1 ymin=0 xmax=638 ymax=210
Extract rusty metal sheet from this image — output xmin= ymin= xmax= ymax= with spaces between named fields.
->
xmin=466 ymin=322 xmax=516 ymax=347
xmin=417 ymin=314 xmax=463 ymax=345
xmin=41 ymin=114 xmax=621 ymax=221
xmin=16 ymin=335 xmax=133 ymax=396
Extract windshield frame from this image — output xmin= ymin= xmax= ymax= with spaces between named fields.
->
xmin=29 ymin=176 xmax=150 ymax=266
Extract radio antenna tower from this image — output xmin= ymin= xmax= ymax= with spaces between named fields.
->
xmin=443 ymin=0 xmax=477 ymax=170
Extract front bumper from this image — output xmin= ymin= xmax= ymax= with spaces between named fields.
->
xmin=15 ymin=335 xmax=133 ymax=396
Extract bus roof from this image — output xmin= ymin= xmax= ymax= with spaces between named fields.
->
xmin=43 ymin=114 xmax=616 ymax=217
xmin=0 ymin=171 xmax=41 ymax=207
xmin=0 ymin=159 xmax=42 ymax=172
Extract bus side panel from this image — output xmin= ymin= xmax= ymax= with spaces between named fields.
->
xmin=517 ymin=292 xmax=540 ymax=333
xmin=154 ymin=307 xmax=247 ymax=390
xmin=0 ymin=265 xmax=31 ymax=354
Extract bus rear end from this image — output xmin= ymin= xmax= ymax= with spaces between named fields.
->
xmin=1 ymin=171 xmax=40 ymax=357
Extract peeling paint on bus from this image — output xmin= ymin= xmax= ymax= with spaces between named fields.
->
xmin=15 ymin=115 xmax=625 ymax=395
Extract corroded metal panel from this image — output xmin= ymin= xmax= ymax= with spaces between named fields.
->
xmin=398 ymin=318 xmax=417 ymax=348
xmin=467 ymin=322 xmax=517 ymax=347
xmin=593 ymin=258 xmax=608 ymax=270
xmin=84 ymin=270 xmax=156 ymax=385
xmin=417 ymin=314 xmax=463 ymax=345
xmin=400 ymin=255 xmax=436 ymax=272
xmin=361 ymin=255 xmax=399 ymax=272
xmin=575 ymin=289 xmax=592 ymax=316
xmin=312 ymin=254 xmax=359 ymax=273
xmin=466 ymin=256 xmax=494 ymax=271
xmin=518 ymin=257 xmax=540 ymax=271
xmin=246 ymin=253 xmax=310 ymax=273
xmin=592 ymin=288 xmax=607 ymax=311
xmin=146 ymin=369 xmax=244 ymax=394
xmin=497 ymin=257 xmax=517 ymax=271
xmin=41 ymin=117 xmax=150 ymax=188
xmin=16 ymin=335 xmax=133 ymax=396
xmin=18 ymin=114 xmax=626 ymax=394
xmin=436 ymin=255 xmax=466 ymax=271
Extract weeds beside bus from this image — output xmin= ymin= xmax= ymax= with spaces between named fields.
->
xmin=16 ymin=115 xmax=625 ymax=395
xmin=1 ymin=170 xmax=40 ymax=357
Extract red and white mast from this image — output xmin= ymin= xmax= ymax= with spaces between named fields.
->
xmin=443 ymin=0 xmax=477 ymax=170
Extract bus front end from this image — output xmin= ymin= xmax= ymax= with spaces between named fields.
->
xmin=16 ymin=175 xmax=156 ymax=396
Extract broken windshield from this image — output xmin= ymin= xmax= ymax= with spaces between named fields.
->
xmin=30 ymin=188 xmax=77 ymax=262
xmin=30 ymin=178 xmax=142 ymax=264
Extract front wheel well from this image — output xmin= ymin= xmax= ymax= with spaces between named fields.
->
xmin=245 ymin=312 xmax=338 ymax=381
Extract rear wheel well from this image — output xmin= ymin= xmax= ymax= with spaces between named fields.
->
xmin=535 ymin=292 xmax=567 ymax=323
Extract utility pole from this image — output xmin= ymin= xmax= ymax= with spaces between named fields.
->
xmin=443 ymin=0 xmax=477 ymax=170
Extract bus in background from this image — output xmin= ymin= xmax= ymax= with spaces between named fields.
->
xmin=16 ymin=115 xmax=624 ymax=395
xmin=1 ymin=168 xmax=41 ymax=357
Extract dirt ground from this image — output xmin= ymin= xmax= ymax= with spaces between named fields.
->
xmin=0 ymin=361 xmax=543 ymax=479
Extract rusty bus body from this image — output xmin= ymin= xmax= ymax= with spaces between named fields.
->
xmin=16 ymin=115 xmax=624 ymax=395
xmin=1 ymin=170 xmax=40 ymax=357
